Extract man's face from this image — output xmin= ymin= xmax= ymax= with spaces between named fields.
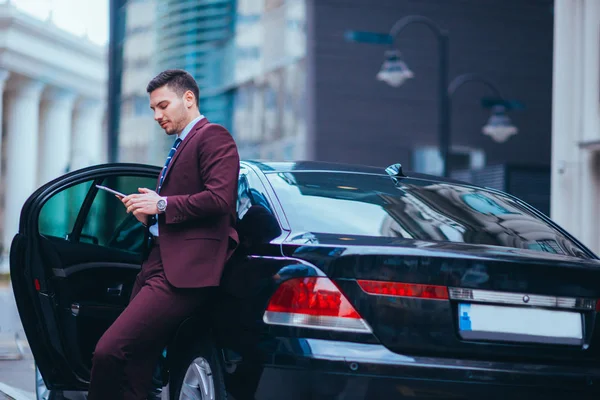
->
xmin=149 ymin=85 xmax=190 ymax=135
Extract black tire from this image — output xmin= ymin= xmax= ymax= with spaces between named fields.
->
xmin=169 ymin=339 xmax=227 ymax=400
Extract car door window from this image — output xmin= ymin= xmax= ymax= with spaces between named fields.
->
xmin=236 ymin=170 xmax=282 ymax=245
xmin=39 ymin=181 xmax=92 ymax=239
xmin=80 ymin=175 xmax=157 ymax=252
xmin=38 ymin=175 xmax=157 ymax=254
xmin=237 ymin=171 xmax=275 ymax=218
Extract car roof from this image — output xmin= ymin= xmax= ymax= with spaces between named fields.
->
xmin=241 ymin=160 xmax=467 ymax=186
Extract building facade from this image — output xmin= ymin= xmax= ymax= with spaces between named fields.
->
xmin=117 ymin=0 xmax=162 ymax=164
xmin=201 ymin=0 xmax=554 ymax=170
xmin=156 ymin=0 xmax=236 ymax=129
xmin=0 ymin=3 xmax=107 ymax=272
xmin=310 ymin=0 xmax=554 ymax=172
xmin=551 ymin=0 xmax=600 ymax=253
xmin=111 ymin=0 xmax=307 ymax=163
xmin=214 ymin=0 xmax=308 ymax=160
xmin=111 ymin=0 xmax=554 ymax=221
xmin=113 ymin=0 xmax=553 ymax=170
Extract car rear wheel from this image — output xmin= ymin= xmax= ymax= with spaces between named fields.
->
xmin=170 ymin=340 xmax=227 ymax=400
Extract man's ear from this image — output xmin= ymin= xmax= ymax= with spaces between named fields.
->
xmin=184 ymin=90 xmax=195 ymax=108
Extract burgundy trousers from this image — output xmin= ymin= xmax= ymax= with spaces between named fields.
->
xmin=87 ymin=245 xmax=209 ymax=400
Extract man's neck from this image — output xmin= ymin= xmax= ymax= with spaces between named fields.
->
xmin=177 ymin=114 xmax=203 ymax=138
xmin=182 ymin=113 xmax=201 ymax=129
xmin=189 ymin=112 xmax=201 ymax=121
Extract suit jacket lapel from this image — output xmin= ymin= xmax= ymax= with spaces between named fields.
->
xmin=160 ymin=118 xmax=209 ymax=189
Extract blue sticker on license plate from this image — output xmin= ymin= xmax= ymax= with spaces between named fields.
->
xmin=459 ymin=304 xmax=472 ymax=331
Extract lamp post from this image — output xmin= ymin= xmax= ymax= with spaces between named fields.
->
xmin=445 ymin=73 xmax=517 ymax=176
xmin=376 ymin=16 xmax=451 ymax=176
xmin=347 ymin=15 xmax=518 ymax=177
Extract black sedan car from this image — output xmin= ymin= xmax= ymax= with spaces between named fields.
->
xmin=10 ymin=161 xmax=600 ymax=400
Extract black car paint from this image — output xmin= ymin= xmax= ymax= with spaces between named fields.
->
xmin=224 ymin=337 xmax=600 ymax=399
xmin=276 ymin=235 xmax=600 ymax=363
xmin=10 ymin=161 xmax=600 ymax=398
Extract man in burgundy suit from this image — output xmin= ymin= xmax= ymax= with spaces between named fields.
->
xmin=87 ymin=69 xmax=240 ymax=399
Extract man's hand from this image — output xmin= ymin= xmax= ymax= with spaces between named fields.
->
xmin=122 ymin=188 xmax=163 ymax=224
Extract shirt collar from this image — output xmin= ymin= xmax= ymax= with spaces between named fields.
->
xmin=177 ymin=115 xmax=205 ymax=141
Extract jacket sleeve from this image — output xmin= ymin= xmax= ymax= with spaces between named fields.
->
xmin=164 ymin=125 xmax=240 ymax=224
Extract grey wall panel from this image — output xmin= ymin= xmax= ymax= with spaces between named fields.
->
xmin=311 ymin=0 xmax=554 ymax=170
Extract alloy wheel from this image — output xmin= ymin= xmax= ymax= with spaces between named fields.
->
xmin=35 ymin=366 xmax=50 ymax=400
xmin=179 ymin=357 xmax=215 ymax=400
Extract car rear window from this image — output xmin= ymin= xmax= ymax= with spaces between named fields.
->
xmin=266 ymin=171 xmax=591 ymax=258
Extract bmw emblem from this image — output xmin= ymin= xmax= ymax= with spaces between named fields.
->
xmin=523 ymin=295 xmax=530 ymax=303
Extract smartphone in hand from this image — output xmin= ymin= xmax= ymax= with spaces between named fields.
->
xmin=95 ymin=185 xmax=126 ymax=198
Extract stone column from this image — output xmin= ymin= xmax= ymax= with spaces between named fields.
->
xmin=2 ymin=76 xmax=44 ymax=271
xmin=579 ymin=0 xmax=600 ymax=252
xmin=550 ymin=0 xmax=582 ymax=234
xmin=38 ymin=88 xmax=77 ymax=185
xmin=71 ymin=98 xmax=105 ymax=170
xmin=0 ymin=70 xmax=10 ymax=273
xmin=0 ymin=70 xmax=11 ymax=176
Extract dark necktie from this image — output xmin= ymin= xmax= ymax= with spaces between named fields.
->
xmin=147 ymin=138 xmax=183 ymax=229
xmin=157 ymin=138 xmax=182 ymax=194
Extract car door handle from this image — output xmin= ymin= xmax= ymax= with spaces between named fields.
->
xmin=107 ymin=283 xmax=123 ymax=296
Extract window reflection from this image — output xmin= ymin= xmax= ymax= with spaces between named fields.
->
xmin=237 ymin=171 xmax=282 ymax=248
xmin=266 ymin=172 xmax=588 ymax=258
xmin=38 ymin=176 xmax=156 ymax=254
xmin=461 ymin=193 xmax=516 ymax=215
xmin=237 ymin=173 xmax=273 ymax=219
xmin=39 ymin=181 xmax=92 ymax=239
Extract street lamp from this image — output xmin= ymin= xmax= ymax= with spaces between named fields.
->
xmin=382 ymin=53 xmax=518 ymax=146
xmin=447 ymin=72 xmax=519 ymax=152
xmin=482 ymin=105 xmax=518 ymax=143
xmin=376 ymin=49 xmax=414 ymax=87
xmin=379 ymin=16 xmax=451 ymax=176
xmin=346 ymin=15 xmax=518 ymax=177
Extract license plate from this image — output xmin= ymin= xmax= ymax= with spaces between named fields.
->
xmin=458 ymin=303 xmax=583 ymax=345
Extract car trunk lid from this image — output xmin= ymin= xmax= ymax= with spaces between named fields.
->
xmin=284 ymin=233 xmax=600 ymax=365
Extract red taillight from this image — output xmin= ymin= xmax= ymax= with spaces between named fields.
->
xmin=264 ymin=277 xmax=371 ymax=333
xmin=34 ymin=279 xmax=41 ymax=292
xmin=596 ymin=299 xmax=600 ymax=312
xmin=357 ymin=280 xmax=449 ymax=300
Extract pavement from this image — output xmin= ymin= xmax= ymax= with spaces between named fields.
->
xmin=0 ymin=280 xmax=36 ymax=400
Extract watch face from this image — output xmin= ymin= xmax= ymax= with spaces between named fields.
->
xmin=157 ymin=199 xmax=166 ymax=211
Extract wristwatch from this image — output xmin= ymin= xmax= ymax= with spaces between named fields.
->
xmin=156 ymin=197 xmax=167 ymax=213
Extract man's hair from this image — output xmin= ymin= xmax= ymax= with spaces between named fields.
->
xmin=146 ymin=69 xmax=200 ymax=107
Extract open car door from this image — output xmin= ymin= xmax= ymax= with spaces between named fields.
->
xmin=10 ymin=163 xmax=160 ymax=392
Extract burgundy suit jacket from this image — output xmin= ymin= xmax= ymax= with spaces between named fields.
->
xmin=155 ymin=118 xmax=240 ymax=288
